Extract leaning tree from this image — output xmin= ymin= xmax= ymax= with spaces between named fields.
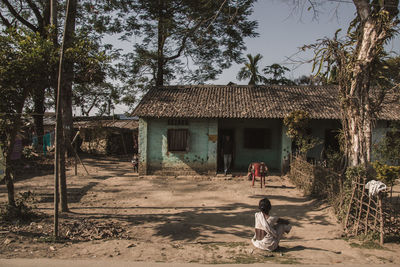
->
xmin=303 ymin=0 xmax=399 ymax=167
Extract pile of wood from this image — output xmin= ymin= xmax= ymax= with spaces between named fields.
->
xmin=62 ymin=219 xmax=129 ymax=241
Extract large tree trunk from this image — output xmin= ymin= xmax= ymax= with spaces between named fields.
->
xmin=57 ymin=0 xmax=77 ymax=212
xmin=342 ymin=0 xmax=398 ymax=166
xmin=4 ymin=93 xmax=28 ymax=206
xmin=61 ymin=0 xmax=76 ymax=156
xmin=59 ymin=118 xmax=68 ymax=212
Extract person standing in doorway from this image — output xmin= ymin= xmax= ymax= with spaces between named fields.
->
xmin=222 ymin=135 xmax=234 ymax=175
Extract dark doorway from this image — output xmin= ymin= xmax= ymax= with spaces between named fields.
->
xmin=217 ymin=129 xmax=235 ymax=172
xmin=324 ymin=129 xmax=340 ymax=152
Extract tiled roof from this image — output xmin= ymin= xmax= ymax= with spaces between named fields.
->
xmin=133 ymin=85 xmax=400 ymax=120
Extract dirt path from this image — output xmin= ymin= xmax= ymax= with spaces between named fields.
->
xmin=1 ymin=156 xmax=399 ymax=264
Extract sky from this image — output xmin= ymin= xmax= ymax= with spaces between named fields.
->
xmin=105 ymin=0 xmax=400 ymax=115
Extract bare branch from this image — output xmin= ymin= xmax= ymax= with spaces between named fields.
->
xmin=26 ymin=0 xmax=44 ymax=29
xmin=0 ymin=10 xmax=12 ymax=28
xmin=1 ymin=0 xmax=38 ymax=32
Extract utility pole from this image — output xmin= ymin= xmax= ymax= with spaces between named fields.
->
xmin=51 ymin=0 xmax=59 ymax=238
xmin=53 ymin=0 xmax=71 ymax=238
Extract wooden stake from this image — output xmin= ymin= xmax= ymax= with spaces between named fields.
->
xmin=364 ymin=195 xmax=372 ymax=234
xmin=67 ymin=141 xmax=89 ymax=176
xmin=74 ymin=141 xmax=77 ymax=176
xmin=378 ymin=194 xmax=384 ymax=245
xmin=54 ymin=0 xmax=71 ymax=237
xmin=51 ymin=0 xmax=59 ymax=239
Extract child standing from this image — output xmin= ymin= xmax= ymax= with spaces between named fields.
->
xmin=251 ymin=197 xmax=291 ymax=251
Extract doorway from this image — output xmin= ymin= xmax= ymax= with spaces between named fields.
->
xmin=217 ymin=128 xmax=235 ymax=172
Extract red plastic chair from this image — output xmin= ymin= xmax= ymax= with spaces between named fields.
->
xmin=251 ymin=162 xmax=268 ymax=188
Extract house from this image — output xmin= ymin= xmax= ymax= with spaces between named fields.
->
xmin=74 ymin=115 xmax=138 ymax=155
xmin=132 ymin=85 xmax=400 ymax=175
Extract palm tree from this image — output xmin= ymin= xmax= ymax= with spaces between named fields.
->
xmin=237 ymin=54 xmax=265 ymax=85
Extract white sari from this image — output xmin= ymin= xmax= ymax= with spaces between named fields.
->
xmin=251 ymin=212 xmax=291 ymax=251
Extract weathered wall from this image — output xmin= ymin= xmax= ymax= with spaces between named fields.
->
xmin=219 ymin=119 xmax=282 ymax=171
xmin=138 ymin=118 xmax=148 ymax=175
xmin=145 ymin=118 xmax=218 ymax=175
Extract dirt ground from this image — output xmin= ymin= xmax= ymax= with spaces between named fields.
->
xmin=0 ymin=156 xmax=399 ymax=265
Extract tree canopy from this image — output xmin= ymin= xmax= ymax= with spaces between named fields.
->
xmin=115 ymin=0 xmax=258 ymax=90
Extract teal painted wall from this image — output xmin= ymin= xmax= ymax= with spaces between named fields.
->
xmin=139 ymin=117 xmax=394 ymax=175
xmin=219 ymin=119 xmax=282 ymax=171
xmin=146 ymin=118 xmax=218 ymax=174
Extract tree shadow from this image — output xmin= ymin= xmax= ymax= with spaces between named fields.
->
xmin=36 ymin=182 xmax=98 ymax=204
xmin=276 ymin=245 xmax=341 ymax=254
xmin=62 ymin=196 xmax=335 ymax=242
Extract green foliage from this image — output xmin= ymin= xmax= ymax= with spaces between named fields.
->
xmin=374 ymin=124 xmax=400 ymax=165
xmin=263 ymin=63 xmax=295 ymax=85
xmin=237 ymin=53 xmax=265 ymax=85
xmin=372 ymin=161 xmax=400 ymax=187
xmin=0 ymin=191 xmax=39 ymax=223
xmin=116 ymin=0 xmax=258 ymax=88
xmin=0 ymin=28 xmax=54 ymax=143
xmin=283 ymin=110 xmax=320 ymax=155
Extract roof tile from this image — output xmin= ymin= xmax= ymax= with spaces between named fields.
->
xmin=133 ymin=85 xmax=400 ymax=121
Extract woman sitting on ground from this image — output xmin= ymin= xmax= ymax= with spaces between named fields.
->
xmin=251 ymin=197 xmax=291 ymax=251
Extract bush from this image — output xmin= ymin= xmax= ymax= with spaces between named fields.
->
xmin=372 ymin=161 xmax=400 ymax=187
xmin=0 ymin=191 xmax=40 ymax=223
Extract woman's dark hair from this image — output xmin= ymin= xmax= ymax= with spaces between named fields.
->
xmin=259 ymin=198 xmax=271 ymax=214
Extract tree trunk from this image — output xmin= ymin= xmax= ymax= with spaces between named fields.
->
xmin=61 ymin=0 xmax=76 ymax=156
xmin=57 ymin=0 xmax=77 ymax=212
xmin=4 ymin=157 xmax=15 ymax=207
xmin=341 ymin=1 xmax=397 ymax=166
xmin=156 ymin=0 xmax=165 ymax=86
xmin=343 ymin=106 xmax=372 ymax=167
xmin=33 ymin=86 xmax=45 ymax=146
xmin=59 ymin=119 xmax=68 ymax=212
xmin=4 ymin=93 xmax=28 ymax=206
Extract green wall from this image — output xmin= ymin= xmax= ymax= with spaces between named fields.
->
xmin=140 ymin=118 xmax=218 ymax=174
xmin=138 ymin=117 xmax=396 ymax=175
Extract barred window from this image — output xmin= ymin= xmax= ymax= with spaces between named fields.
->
xmin=244 ymin=128 xmax=271 ymax=149
xmin=168 ymin=129 xmax=189 ymax=152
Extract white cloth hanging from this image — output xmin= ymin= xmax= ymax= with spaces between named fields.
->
xmin=365 ymin=180 xmax=387 ymax=197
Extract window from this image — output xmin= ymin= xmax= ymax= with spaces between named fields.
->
xmin=168 ymin=129 xmax=189 ymax=152
xmin=244 ymin=128 xmax=271 ymax=149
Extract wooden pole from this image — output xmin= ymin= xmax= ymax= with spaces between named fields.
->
xmin=67 ymin=141 xmax=89 ymax=176
xmin=74 ymin=141 xmax=77 ymax=176
xmin=51 ymin=0 xmax=59 ymax=239
xmin=54 ymin=0 xmax=71 ymax=238
xmin=378 ymin=194 xmax=384 ymax=245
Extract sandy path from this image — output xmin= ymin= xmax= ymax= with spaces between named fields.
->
xmin=0 ymin=156 xmax=399 ymax=264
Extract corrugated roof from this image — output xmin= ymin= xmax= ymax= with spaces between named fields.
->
xmin=132 ymin=85 xmax=400 ymax=120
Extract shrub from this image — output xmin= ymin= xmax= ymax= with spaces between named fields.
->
xmin=372 ymin=161 xmax=400 ymax=187
xmin=0 ymin=191 xmax=40 ymax=223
